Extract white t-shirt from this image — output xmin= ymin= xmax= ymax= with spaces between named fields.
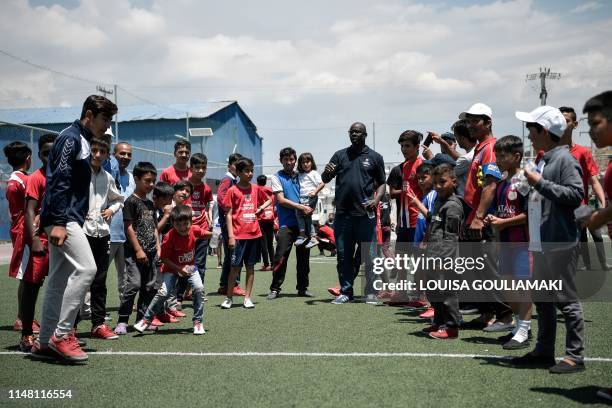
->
xmin=298 ymin=170 xmax=322 ymax=197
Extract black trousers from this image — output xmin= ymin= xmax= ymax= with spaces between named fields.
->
xmin=579 ymin=226 xmax=608 ymax=269
xmin=259 ymin=221 xmax=275 ymax=267
xmin=20 ymin=281 xmax=42 ymax=336
xmin=87 ymin=235 xmax=110 ymax=327
xmin=118 ymin=250 xmax=157 ymax=323
xmin=270 ymin=226 xmax=310 ymax=293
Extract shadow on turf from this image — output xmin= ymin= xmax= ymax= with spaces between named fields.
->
xmin=531 ymin=386 xmax=604 ymax=404
xmin=462 ymin=336 xmax=505 ymax=345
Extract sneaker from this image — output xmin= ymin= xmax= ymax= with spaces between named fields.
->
xmin=407 ymin=300 xmax=429 ymax=309
xmin=267 ymin=290 xmax=279 ymax=300
xmin=175 ymin=301 xmax=183 ymax=311
xmin=294 ymin=236 xmax=308 ymax=246
xmin=114 ymin=323 xmax=128 ymax=335
xmin=243 ymin=298 xmax=255 ymax=309
xmin=133 ymin=319 xmax=151 ymax=333
xmin=30 ymin=340 xmax=61 ymax=361
xmin=365 ymin=294 xmax=382 ymax=305
xmin=13 ymin=319 xmax=22 ymax=331
xmin=297 ymin=290 xmax=314 ymax=297
xmin=151 ymin=316 xmax=165 ymax=327
xmin=549 ymin=358 xmax=585 ymax=374
xmin=511 ymin=351 xmax=556 ymax=368
xmin=327 ymin=287 xmax=341 ymax=297
xmin=331 ymin=294 xmax=350 ymax=305
xmin=422 ymin=324 xmax=440 ymax=333
xmin=429 ymin=326 xmax=458 ymax=339
xmin=158 ymin=312 xmax=180 ymax=323
xmin=386 ymin=294 xmax=411 ymax=306
xmin=483 ymin=320 xmax=515 ymax=333
xmin=220 ymin=297 xmax=233 ymax=309
xmin=49 ymin=333 xmax=88 ymax=362
xmin=217 ymin=286 xmax=227 ymax=295
xmin=91 ymin=324 xmax=119 ymax=340
xmin=32 ymin=320 xmax=41 ymax=334
xmin=168 ymin=308 xmax=187 ymax=318
xmin=19 ymin=334 xmax=35 ymax=352
xmin=233 ymin=285 xmax=246 ymax=296
xmin=70 ymin=329 xmax=86 ymax=347
xmin=419 ymin=307 xmax=435 ymax=319
xmin=305 ymin=238 xmax=319 ymax=249
xmin=498 ymin=330 xmax=532 ymax=342
xmin=597 ymin=388 xmax=612 ymax=401
xmin=193 ymin=321 xmax=206 ymax=335
xmin=502 ymin=338 xmax=530 ymax=350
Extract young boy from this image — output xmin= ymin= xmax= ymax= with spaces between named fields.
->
xmin=581 ymin=90 xmax=612 ymax=400
xmin=221 ymin=158 xmax=271 ymax=309
xmin=3 ymin=141 xmax=32 ymax=332
xmin=512 ymin=106 xmax=585 ymax=374
xmin=134 ymin=205 xmax=212 ymax=335
xmin=160 ymin=140 xmax=192 ymax=185
xmin=83 ymin=138 xmax=123 ymax=340
xmin=187 ymin=153 xmax=214 ymax=283
xmin=485 ymin=135 xmax=531 ymax=349
xmin=114 ymin=162 xmax=160 ymax=335
xmin=33 ymin=95 xmax=117 ymax=363
xmin=422 ymin=164 xmax=466 ymax=339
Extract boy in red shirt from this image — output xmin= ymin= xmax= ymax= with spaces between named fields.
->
xmin=221 ymin=158 xmax=271 ymax=309
xmin=134 ymin=205 xmax=212 ymax=335
xmin=160 ymin=140 xmax=192 ymax=185
xmin=19 ymin=134 xmax=56 ymax=351
xmin=3 ymin=141 xmax=32 ymax=332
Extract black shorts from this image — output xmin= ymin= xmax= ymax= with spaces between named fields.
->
xmin=231 ymin=239 xmax=261 ymax=267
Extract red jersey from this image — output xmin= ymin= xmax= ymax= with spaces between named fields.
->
xmin=160 ymin=165 xmax=192 ymax=185
xmin=401 ymin=158 xmax=423 ymax=228
xmin=464 ymin=137 xmax=502 ymax=223
xmin=570 ymin=144 xmax=599 ymax=204
xmin=226 ymin=183 xmax=269 ymax=240
xmin=6 ymin=171 xmax=28 ymax=242
xmin=259 ymin=185 xmax=275 ymax=222
xmin=25 ymin=168 xmax=46 ymax=215
xmin=318 ymin=224 xmax=336 ymax=245
xmin=186 ymin=182 xmax=213 ymax=229
xmin=605 ymin=161 xmax=612 ymax=205
xmin=160 ymin=225 xmax=206 ymax=273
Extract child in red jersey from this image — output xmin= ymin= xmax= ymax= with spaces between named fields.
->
xmin=134 ymin=205 xmax=211 ymax=335
xmin=221 ymin=158 xmax=271 ymax=309
xmin=3 ymin=141 xmax=32 ymax=332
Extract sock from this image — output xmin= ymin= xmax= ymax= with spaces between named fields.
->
xmin=512 ymin=319 xmax=531 ymax=342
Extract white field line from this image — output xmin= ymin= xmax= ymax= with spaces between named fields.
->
xmin=0 ymin=350 xmax=611 ymax=362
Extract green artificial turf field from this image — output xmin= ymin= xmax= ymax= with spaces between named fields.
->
xmin=0 ymin=256 xmax=611 ymax=407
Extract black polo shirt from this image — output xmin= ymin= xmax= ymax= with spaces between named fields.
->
xmin=323 ymin=145 xmax=386 ymax=216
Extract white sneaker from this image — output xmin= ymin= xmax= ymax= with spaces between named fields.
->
xmin=220 ymin=297 xmax=233 ymax=309
xmin=193 ymin=321 xmax=206 ymax=335
xmin=243 ymin=298 xmax=255 ymax=308
xmin=133 ymin=319 xmax=150 ymax=333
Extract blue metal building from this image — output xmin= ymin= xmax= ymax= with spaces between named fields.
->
xmin=0 ymin=101 xmax=262 ymax=241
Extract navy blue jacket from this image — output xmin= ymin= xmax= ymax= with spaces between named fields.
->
xmin=40 ymin=120 xmax=93 ymax=228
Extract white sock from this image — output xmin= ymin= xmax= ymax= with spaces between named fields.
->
xmin=512 ymin=319 xmax=531 ymax=343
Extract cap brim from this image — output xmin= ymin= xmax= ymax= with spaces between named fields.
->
xmin=515 ymin=111 xmax=533 ymax=123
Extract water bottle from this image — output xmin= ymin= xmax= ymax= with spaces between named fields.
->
xmin=511 ymin=170 xmax=530 ymax=196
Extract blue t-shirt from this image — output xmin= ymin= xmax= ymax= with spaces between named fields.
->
xmin=414 ymin=190 xmax=437 ymax=246
xmin=110 ymin=170 xmax=135 ymax=242
xmin=272 ymin=170 xmax=301 ymax=228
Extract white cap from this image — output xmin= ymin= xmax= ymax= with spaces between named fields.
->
xmin=514 ymin=105 xmax=567 ymax=137
xmin=459 ymin=103 xmax=493 ymax=120
xmin=105 ymin=127 xmax=114 ymax=137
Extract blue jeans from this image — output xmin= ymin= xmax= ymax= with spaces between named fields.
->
xmin=334 ymin=213 xmax=377 ymax=297
xmin=144 ymin=271 xmax=204 ymax=323
xmin=194 ymin=238 xmax=209 ymax=285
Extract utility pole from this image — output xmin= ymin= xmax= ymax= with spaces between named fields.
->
xmin=372 ymin=121 xmax=376 ymax=151
xmin=96 ymin=85 xmax=119 ymax=139
xmin=526 ymin=67 xmax=561 ymax=106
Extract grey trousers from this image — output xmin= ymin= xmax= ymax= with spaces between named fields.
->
xmin=40 ymin=222 xmax=96 ymax=345
xmin=109 ymin=241 xmax=127 ymax=302
xmin=532 ymin=247 xmax=585 ymax=362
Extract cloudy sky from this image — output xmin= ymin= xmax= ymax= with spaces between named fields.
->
xmin=1 ymin=0 xmax=611 ymax=166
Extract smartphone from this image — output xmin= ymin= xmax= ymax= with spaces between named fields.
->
xmin=423 ymin=133 xmax=434 ymax=147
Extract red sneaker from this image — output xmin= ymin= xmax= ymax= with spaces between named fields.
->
xmin=168 ymin=308 xmax=187 ymax=318
xmin=30 ymin=340 xmax=61 ymax=361
xmin=32 ymin=320 xmax=41 ymax=334
xmin=233 ymin=285 xmax=246 ymax=296
xmin=217 ymin=286 xmax=227 ymax=295
xmin=151 ymin=316 xmax=165 ymax=327
xmin=158 ymin=312 xmax=179 ymax=323
xmin=91 ymin=324 xmax=119 ymax=340
xmin=429 ymin=326 xmax=458 ymax=339
xmin=407 ymin=300 xmax=429 ymax=309
xmin=19 ymin=334 xmax=35 ymax=352
xmin=49 ymin=333 xmax=88 ymax=362
xmin=327 ymin=287 xmax=341 ymax=297
xmin=13 ymin=319 xmax=22 ymax=331
xmin=419 ymin=307 xmax=435 ymax=319
xmin=422 ymin=324 xmax=440 ymax=333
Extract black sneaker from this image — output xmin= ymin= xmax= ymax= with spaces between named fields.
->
xmin=511 ymin=351 xmax=556 ymax=367
xmin=503 ymin=338 xmax=530 ymax=350
xmin=549 ymin=358 xmax=585 ymax=374
xmin=297 ymin=290 xmax=314 ymax=297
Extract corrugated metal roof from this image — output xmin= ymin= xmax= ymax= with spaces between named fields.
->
xmin=0 ymin=101 xmax=236 ymax=125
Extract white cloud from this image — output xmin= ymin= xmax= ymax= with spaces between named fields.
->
xmin=571 ymin=1 xmax=603 ymax=14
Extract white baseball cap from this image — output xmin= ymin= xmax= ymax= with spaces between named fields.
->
xmin=459 ymin=103 xmax=493 ymax=120
xmin=514 ymin=105 xmax=567 ymax=137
